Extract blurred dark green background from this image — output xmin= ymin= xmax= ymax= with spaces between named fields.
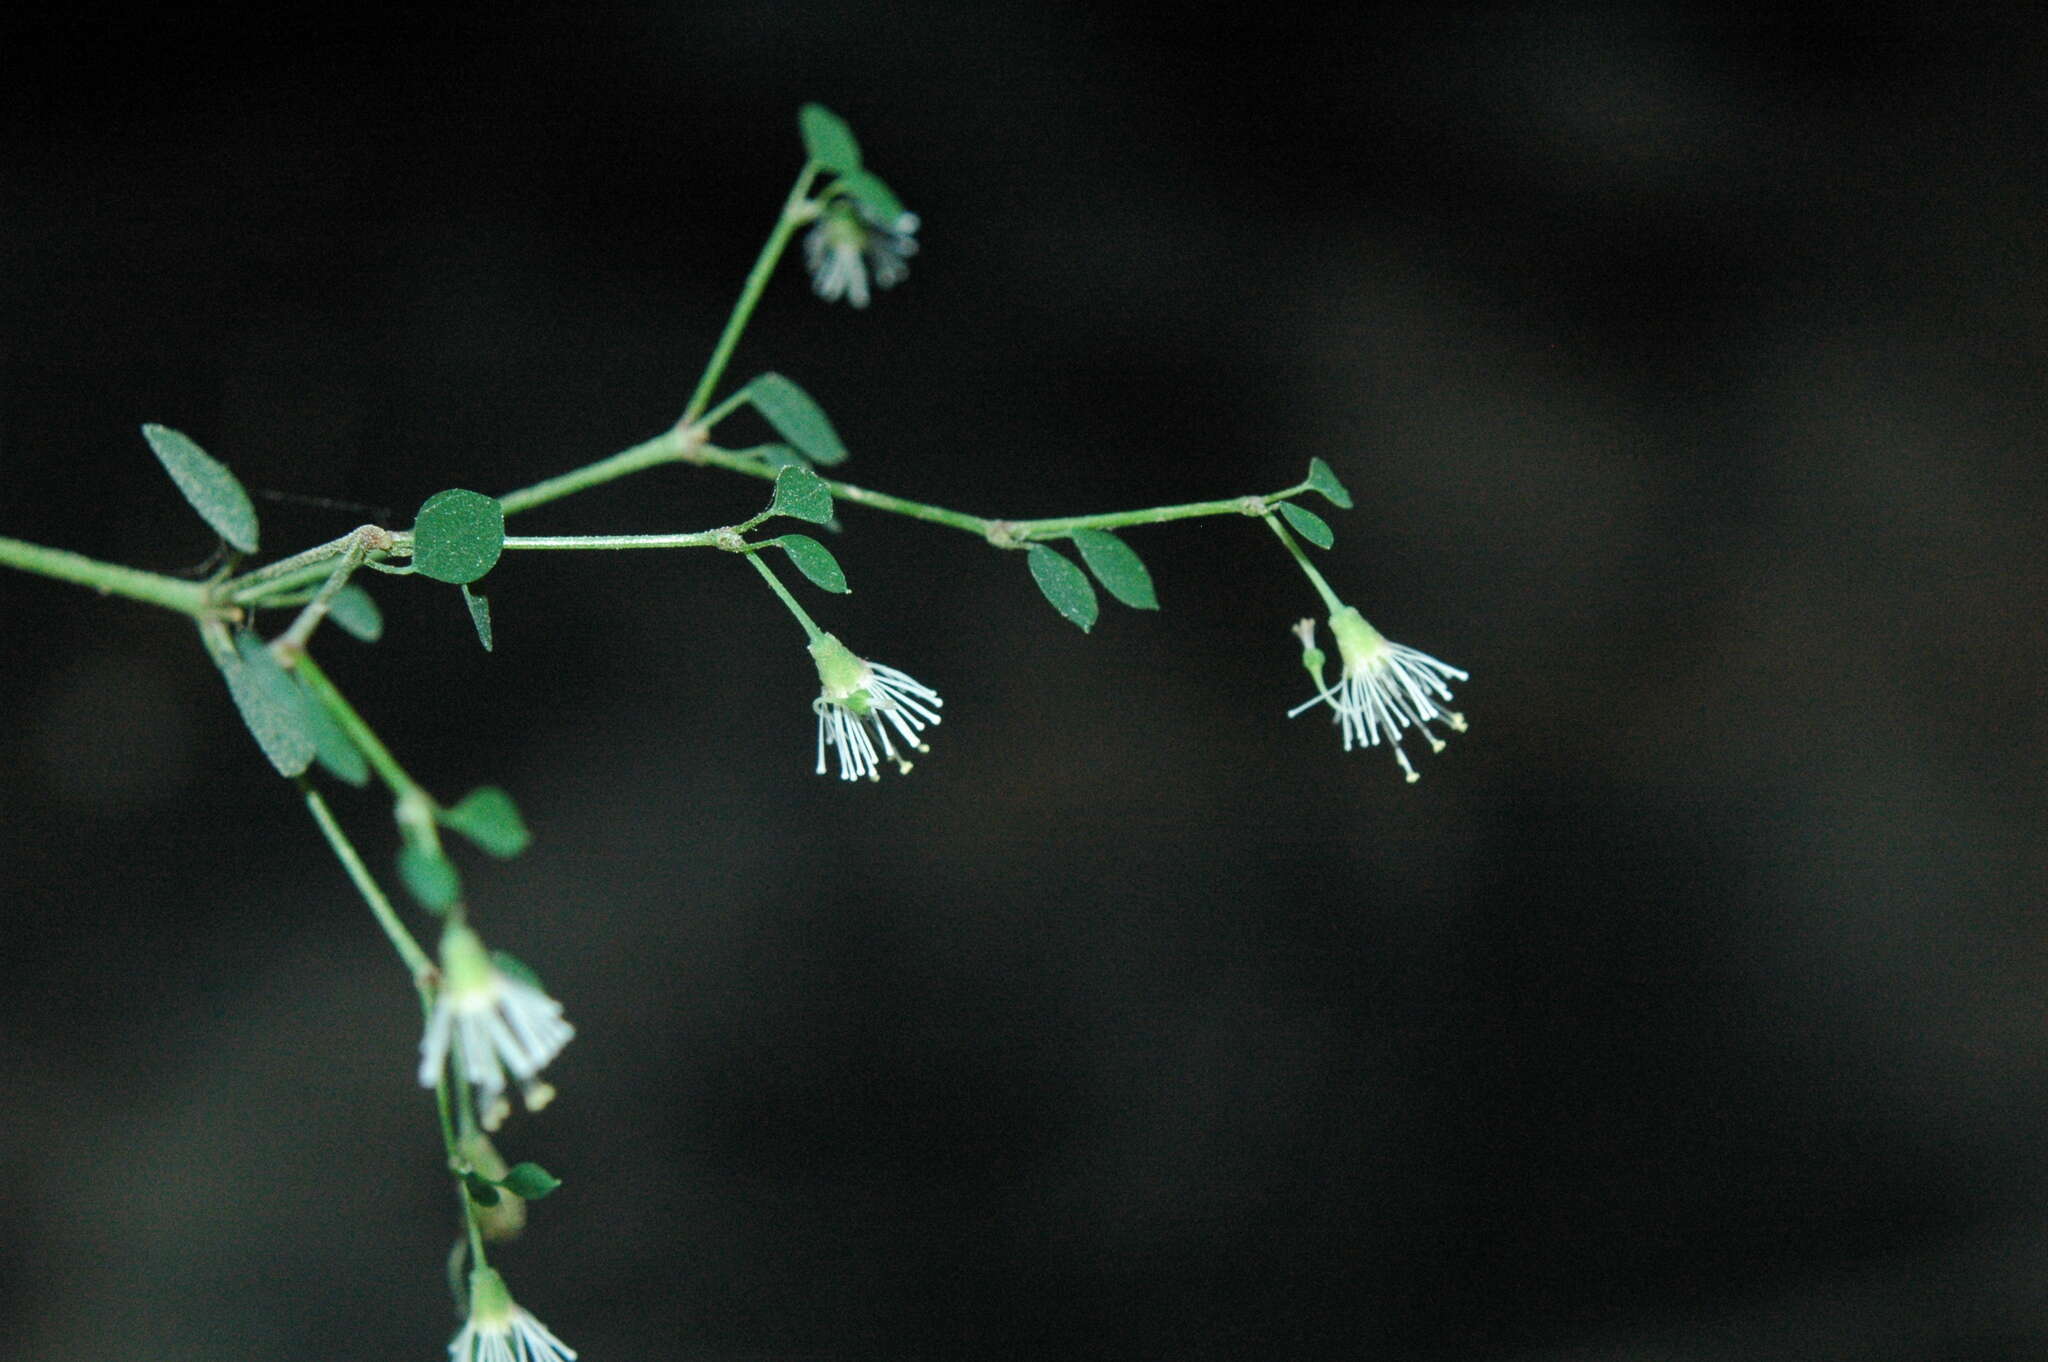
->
xmin=3 ymin=6 xmax=2044 ymax=1360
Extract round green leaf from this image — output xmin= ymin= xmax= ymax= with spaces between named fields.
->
xmin=500 ymin=1162 xmax=562 ymax=1200
xmin=398 ymin=843 xmax=461 ymax=913
xmin=411 ymin=489 xmax=505 ymax=584
xmin=1069 ymin=528 xmax=1158 ymax=610
xmin=1305 ymin=457 xmax=1354 ymax=510
xmin=769 ymin=463 xmax=835 ymax=525
xmin=746 ymin=374 xmax=848 ymax=466
xmin=142 ymin=423 xmax=260 ymax=553
xmin=1278 ymin=501 xmax=1334 ymax=550
xmin=833 ymin=169 xmax=904 ymax=223
xmin=442 ymin=786 xmax=532 ymax=859
xmin=773 ymin=535 xmax=849 ymax=594
xmin=1026 ymin=543 xmax=1098 ymax=632
xmin=798 ymin=103 xmax=862 ymax=174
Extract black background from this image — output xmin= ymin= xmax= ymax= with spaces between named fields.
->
xmin=3 ymin=6 xmax=2045 ymax=1360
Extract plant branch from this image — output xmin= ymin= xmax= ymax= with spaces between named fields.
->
xmin=682 ymin=163 xmax=824 ymax=424
xmin=0 ymin=534 xmax=219 ymax=617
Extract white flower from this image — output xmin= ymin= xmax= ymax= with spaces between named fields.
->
xmin=1288 ymin=607 xmax=1467 ymax=781
xmin=449 ymin=1268 xmax=576 ymax=1362
xmin=809 ymin=632 xmax=942 ymax=780
xmin=804 ymin=199 xmax=920 ymax=308
xmin=419 ymin=925 xmax=574 ymax=1130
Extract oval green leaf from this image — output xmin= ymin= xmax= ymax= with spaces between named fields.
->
xmin=798 ymin=103 xmax=862 ymax=174
xmin=461 ymin=583 xmax=494 ymax=652
xmin=217 ymin=631 xmax=316 ymax=777
xmin=1305 ymin=457 xmax=1353 ymax=510
xmin=442 ymin=786 xmax=532 ymax=859
xmin=500 ymin=1162 xmax=562 ymax=1200
xmin=398 ymin=843 xmax=461 ymax=913
xmin=1026 ymin=543 xmax=1098 ymax=632
xmin=328 ymin=584 xmax=384 ymax=643
xmin=411 ymin=489 xmax=505 ymax=585
xmin=834 ymin=169 xmax=905 ymax=223
xmin=1069 ymin=528 xmax=1158 ymax=610
xmin=1279 ymin=501 xmax=1334 ymax=550
xmin=143 ymin=424 xmax=259 ymax=553
xmin=296 ymin=672 xmax=369 ymax=787
xmin=746 ymin=373 xmax=848 ymax=466
xmin=773 ymin=535 xmax=849 ymax=594
xmin=769 ymin=463 xmax=834 ymax=525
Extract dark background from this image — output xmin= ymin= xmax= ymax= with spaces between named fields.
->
xmin=3 ymin=6 xmax=2044 ymax=1360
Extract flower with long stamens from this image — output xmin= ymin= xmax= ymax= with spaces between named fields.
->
xmin=804 ymin=198 xmax=920 ymax=308
xmin=419 ymin=925 xmax=573 ymax=1131
xmin=809 ymin=632 xmax=942 ymax=780
xmin=448 ymin=1267 xmax=576 ymax=1362
xmin=1288 ymin=608 xmax=1467 ymax=781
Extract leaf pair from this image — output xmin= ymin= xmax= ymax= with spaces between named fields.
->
xmin=1278 ymin=457 xmax=1354 ymax=549
xmin=798 ymin=104 xmax=907 ymax=222
xmin=400 ymin=787 xmax=535 ymax=912
xmin=462 ymin=1160 xmax=561 ymax=1207
xmin=1026 ymin=528 xmax=1158 ymax=633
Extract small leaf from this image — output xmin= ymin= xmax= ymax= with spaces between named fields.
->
xmin=1279 ymin=501 xmax=1334 ymax=550
xmin=411 ymin=489 xmax=505 ymax=585
xmin=491 ymin=950 xmax=545 ymax=991
xmin=142 ymin=423 xmax=259 ymax=553
xmin=461 ymin=1171 xmax=502 ymax=1207
xmin=769 ymin=463 xmax=834 ymax=525
xmin=1305 ymin=457 xmax=1353 ymax=510
xmin=1026 ymin=543 xmax=1098 ymax=632
xmin=398 ymin=843 xmax=461 ymax=913
xmin=771 ymin=535 xmax=849 ymax=594
xmin=442 ymin=786 xmax=532 ymax=859
xmin=499 ymin=1162 xmax=562 ymax=1200
xmin=798 ymin=103 xmax=862 ymax=174
xmin=217 ymin=632 xmax=316 ymax=777
xmin=1069 ymin=528 xmax=1158 ymax=611
xmin=461 ymin=583 xmax=494 ymax=652
xmin=833 ymin=169 xmax=905 ymax=222
xmin=745 ymin=374 xmax=848 ymax=466
xmin=296 ymin=673 xmax=368 ymax=787
xmin=328 ymin=584 xmax=384 ymax=643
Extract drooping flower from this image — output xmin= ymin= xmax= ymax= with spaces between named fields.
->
xmin=419 ymin=924 xmax=574 ymax=1131
xmin=809 ymin=632 xmax=942 ymax=780
xmin=1288 ymin=607 xmax=1467 ymax=781
xmin=448 ymin=1267 xmax=576 ymax=1362
xmin=804 ymin=198 xmax=920 ymax=308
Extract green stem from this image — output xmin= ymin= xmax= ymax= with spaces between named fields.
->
xmin=502 ymin=531 xmax=727 ymax=552
xmin=220 ymin=530 xmax=370 ymax=600
xmin=495 ymin=425 xmax=703 ymax=519
xmin=0 ymin=534 xmax=217 ymax=616
xmin=302 ymin=782 xmax=434 ymax=981
xmin=294 ymin=652 xmax=427 ymax=805
xmin=682 ymin=163 xmax=824 ymax=425
xmin=745 ymin=550 xmax=824 ymax=642
xmin=1263 ymin=513 xmax=1345 ymax=614
xmin=693 ymin=445 xmax=1306 ymax=543
xmin=273 ymin=531 xmax=373 ymax=655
